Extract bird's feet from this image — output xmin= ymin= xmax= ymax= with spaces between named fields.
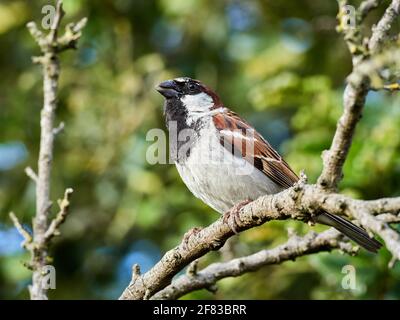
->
xmin=182 ymin=227 xmax=203 ymax=251
xmin=223 ymin=199 xmax=252 ymax=234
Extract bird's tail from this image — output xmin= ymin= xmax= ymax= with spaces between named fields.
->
xmin=315 ymin=211 xmax=382 ymax=253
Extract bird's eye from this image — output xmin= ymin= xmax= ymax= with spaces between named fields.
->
xmin=188 ymin=83 xmax=196 ymax=91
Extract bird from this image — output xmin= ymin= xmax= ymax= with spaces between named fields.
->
xmin=155 ymin=77 xmax=382 ymax=253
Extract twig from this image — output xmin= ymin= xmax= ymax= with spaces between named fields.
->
xmin=57 ymin=18 xmax=88 ymax=51
xmin=52 ymin=121 xmax=65 ymax=136
xmin=26 ymin=22 xmax=46 ymax=50
xmin=318 ymin=0 xmax=400 ymax=190
xmin=371 ymin=83 xmax=400 ymax=91
xmin=44 ymin=188 xmax=73 ymax=242
xmin=186 ymin=260 xmax=199 ymax=276
xmin=11 ymin=0 xmax=86 ymax=300
xmin=336 ymin=0 xmax=366 ymax=64
xmin=318 ymin=1 xmax=370 ymax=190
xmin=382 ymin=83 xmax=400 ymax=91
xmin=24 ymin=167 xmax=38 ymax=184
xmin=369 ymin=0 xmax=400 ymax=53
xmin=359 ymin=0 xmax=383 ymax=20
xmin=151 ymin=229 xmax=354 ymax=300
xmin=9 ymin=212 xmax=33 ymax=249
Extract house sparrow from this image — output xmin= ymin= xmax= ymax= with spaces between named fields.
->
xmin=156 ymin=77 xmax=381 ymax=253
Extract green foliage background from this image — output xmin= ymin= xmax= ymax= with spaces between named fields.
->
xmin=0 ymin=0 xmax=400 ymax=299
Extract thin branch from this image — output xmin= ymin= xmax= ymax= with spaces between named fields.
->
xmin=44 ymin=188 xmax=73 ymax=242
xmin=26 ymin=22 xmax=46 ymax=50
xmin=371 ymin=83 xmax=400 ymax=91
xmin=350 ymin=210 xmax=400 ymax=261
xmin=152 ymin=229 xmax=354 ymax=300
xmin=24 ymin=167 xmax=38 ymax=184
xmin=48 ymin=0 xmax=64 ymax=43
xmin=359 ymin=0 xmax=383 ymax=21
xmin=369 ymin=0 xmax=400 ymax=53
xmin=186 ymin=260 xmax=199 ymax=277
xmin=9 ymin=212 xmax=33 ymax=249
xmin=318 ymin=1 xmax=368 ymax=190
xmin=382 ymin=83 xmax=400 ymax=91
xmin=52 ymin=121 xmax=65 ymax=136
xmin=57 ymin=18 xmax=88 ymax=51
xmin=318 ymin=0 xmax=400 ymax=190
xmin=317 ymin=80 xmax=369 ymax=190
xmin=10 ymin=0 xmax=86 ymax=300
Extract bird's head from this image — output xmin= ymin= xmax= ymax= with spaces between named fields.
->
xmin=156 ymin=77 xmax=222 ymax=116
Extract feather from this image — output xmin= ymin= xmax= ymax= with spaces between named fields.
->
xmin=213 ymin=110 xmax=298 ymax=189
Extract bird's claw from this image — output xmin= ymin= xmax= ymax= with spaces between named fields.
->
xmin=223 ymin=199 xmax=252 ymax=234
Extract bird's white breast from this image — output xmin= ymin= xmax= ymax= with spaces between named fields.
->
xmin=175 ymin=119 xmax=283 ymax=214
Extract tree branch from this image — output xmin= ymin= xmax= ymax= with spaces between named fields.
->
xmin=318 ymin=0 xmax=400 ymax=190
xmin=119 ymin=183 xmax=400 ymax=300
xmin=24 ymin=166 xmax=38 ymax=184
xmin=44 ymin=188 xmax=73 ymax=242
xmin=9 ymin=212 xmax=33 ymax=251
xmin=369 ymin=0 xmax=400 ymax=53
xmin=151 ymin=229 xmax=355 ymax=300
xmin=359 ymin=0 xmax=383 ymax=21
xmin=10 ymin=0 xmax=86 ymax=300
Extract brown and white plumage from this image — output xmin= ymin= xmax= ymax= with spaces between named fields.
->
xmin=156 ymin=77 xmax=382 ymax=253
xmin=213 ymin=110 xmax=298 ymax=189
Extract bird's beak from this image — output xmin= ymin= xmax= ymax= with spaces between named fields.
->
xmin=155 ymin=80 xmax=181 ymax=99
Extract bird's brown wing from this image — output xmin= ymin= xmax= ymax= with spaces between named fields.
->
xmin=213 ymin=110 xmax=298 ymax=189
xmin=213 ymin=110 xmax=382 ymax=252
